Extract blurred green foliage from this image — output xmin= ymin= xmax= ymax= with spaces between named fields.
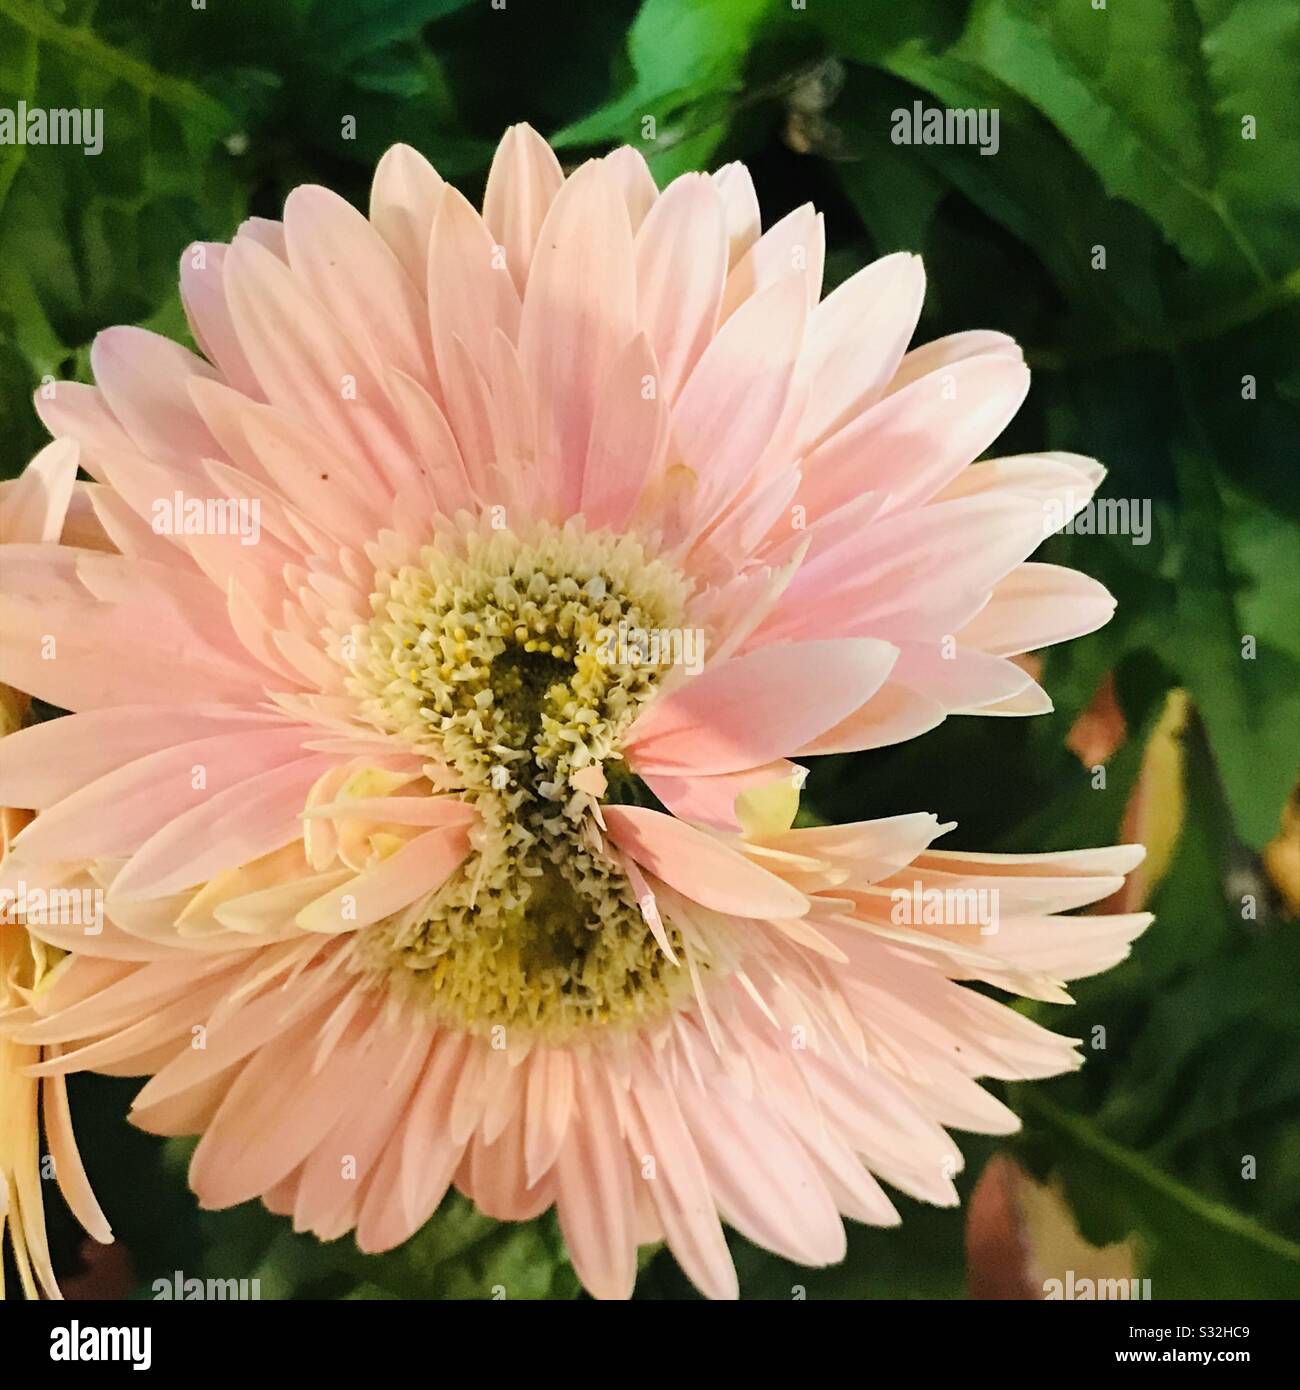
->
xmin=4 ymin=0 xmax=1298 ymax=1299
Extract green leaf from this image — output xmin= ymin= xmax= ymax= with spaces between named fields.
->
xmin=0 ymin=0 xmax=245 ymax=479
xmin=309 ymin=0 xmax=478 ymax=64
xmin=808 ymin=0 xmax=970 ymax=65
xmin=550 ymin=0 xmax=775 ymax=149
xmin=1019 ymin=1094 xmax=1300 ymax=1297
xmin=0 ymin=0 xmax=233 ymax=138
xmin=1135 ymin=714 xmax=1237 ymax=979
xmin=195 ymin=1192 xmax=578 ymax=1301
xmin=834 ymin=130 xmax=946 ymax=257
xmin=1099 ymin=935 xmax=1300 ymax=1164
xmin=341 ymin=1194 xmax=578 ymax=1299
xmin=1224 ymin=494 xmax=1300 ymax=663
xmin=958 ymin=0 xmax=1300 ymax=285
xmin=1160 ymin=446 xmax=1300 ymax=849
xmin=833 ymin=48 xmax=1168 ymax=350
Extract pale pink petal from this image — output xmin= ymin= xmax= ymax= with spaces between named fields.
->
xmin=915 ymin=841 xmax=1146 ymax=884
xmin=802 ymin=348 xmax=1031 ymax=518
xmin=603 ymin=805 xmax=808 ymax=918
xmin=975 ymin=683 xmax=1055 ymax=716
xmin=772 ymin=811 xmax=945 ymax=884
xmin=9 ymin=725 xmax=313 ymax=863
xmin=463 ymin=1105 xmax=556 ymax=1222
xmin=795 ymin=252 xmax=926 ymax=453
xmin=482 ymin=122 xmax=565 ymax=294
xmin=110 ymin=754 xmax=331 ymax=900
xmin=189 ymin=1007 xmax=372 ymax=1208
xmin=762 ymin=493 xmax=1051 ymax=646
xmin=129 ymin=961 xmax=337 ymax=1121
xmin=385 ymin=368 xmax=476 ymax=513
xmin=602 ymin=145 xmax=658 ymax=232
xmin=524 ymin=1047 xmax=574 ymax=1186
xmin=42 ymin=1069 xmax=113 ymax=1244
xmin=236 ymin=215 xmax=287 ymax=259
xmin=357 ymin=1037 xmax=468 ymax=1251
xmin=223 ymin=236 xmax=408 ymax=494
xmin=671 ymin=273 xmax=806 ymax=535
xmin=719 ymin=203 xmax=823 ymax=321
xmin=304 ymin=795 xmax=475 ymax=829
xmin=437 ymin=334 xmax=497 ymax=491
xmin=678 ymin=1078 xmax=845 ymax=1266
xmin=795 ymin=681 xmax=948 ymax=755
xmin=640 ymin=760 xmax=804 ymax=832
xmin=33 ymin=382 xmax=132 ymax=484
xmin=711 ymin=162 xmax=760 ymax=267
xmin=83 ymin=483 xmax=199 ymax=567
xmin=205 ymin=387 xmax=387 ymax=538
xmin=284 ymin=184 xmax=433 ymax=383
xmin=0 ymin=439 xmax=78 ymax=543
xmin=554 ymin=1057 xmax=637 ymax=1301
xmin=976 ymin=912 xmax=1153 ymax=982
xmin=369 ymin=143 xmax=444 ymax=285
xmin=0 ymin=592 xmax=270 ymax=711
xmin=581 ymin=333 xmax=669 ymax=530
xmin=628 ymin=1063 xmax=737 ymax=1299
xmin=885 ymin=329 xmax=1019 ymax=395
xmin=89 ymin=326 xmax=222 ymax=468
xmin=426 ymin=185 xmax=522 ymax=473
xmin=0 ymin=705 xmax=282 ymax=810
xmin=293 ymin=1027 xmax=430 ymax=1234
xmin=938 ymin=451 xmax=1105 ymax=506
xmin=483 ymin=329 xmax=539 ymax=501
xmin=518 ymin=160 xmax=637 ymax=514
xmin=626 ymin=638 xmax=897 ymax=776
xmin=887 ymin=642 xmax=1036 ymax=716
xmin=295 ymin=824 xmax=472 ymax=931
xmin=179 ymin=242 xmax=264 ymax=399
xmin=633 ymin=173 xmax=727 ymax=400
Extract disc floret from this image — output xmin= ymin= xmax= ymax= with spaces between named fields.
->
xmin=349 ymin=521 xmax=704 ymax=1038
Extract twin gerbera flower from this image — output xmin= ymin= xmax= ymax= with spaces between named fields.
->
xmin=0 ymin=125 xmax=1149 ymax=1299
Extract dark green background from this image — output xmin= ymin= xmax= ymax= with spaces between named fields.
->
xmin=2 ymin=0 xmax=1298 ymax=1298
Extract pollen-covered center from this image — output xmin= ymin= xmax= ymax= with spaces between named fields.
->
xmin=348 ymin=522 xmax=705 ymax=1039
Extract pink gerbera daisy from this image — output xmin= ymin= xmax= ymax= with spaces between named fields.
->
xmin=0 ymin=126 xmax=1147 ymax=1299
xmin=0 ymin=442 xmax=112 ymax=1298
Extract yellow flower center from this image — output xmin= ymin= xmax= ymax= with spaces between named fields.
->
xmin=348 ymin=521 xmax=707 ymax=1040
